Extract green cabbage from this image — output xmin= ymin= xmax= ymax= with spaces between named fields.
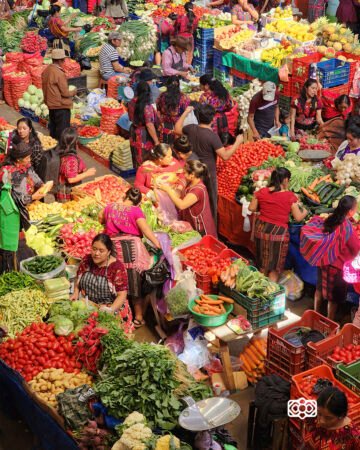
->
xmin=53 ymin=316 xmax=74 ymax=336
xmin=28 ymin=85 xmax=37 ymax=95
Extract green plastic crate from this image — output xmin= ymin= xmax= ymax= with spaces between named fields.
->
xmin=336 ymin=360 xmax=360 ymax=396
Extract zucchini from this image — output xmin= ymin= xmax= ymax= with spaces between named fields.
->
xmin=313 ymin=181 xmax=326 ymax=193
xmin=317 ymin=182 xmax=331 ymax=197
xmin=318 ymin=184 xmax=333 ymax=201
xmin=331 ymin=185 xmax=346 ymax=200
xmin=322 ymin=187 xmax=338 ymax=204
xmin=314 ymin=207 xmax=334 ymax=214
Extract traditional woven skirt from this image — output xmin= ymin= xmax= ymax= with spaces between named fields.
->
xmin=317 ymin=266 xmax=348 ymax=304
xmin=254 ymin=219 xmax=289 ymax=273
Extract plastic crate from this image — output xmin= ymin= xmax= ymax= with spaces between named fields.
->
xmin=291 ymin=52 xmax=322 ymax=78
xmin=288 ymin=419 xmax=302 ymax=449
xmin=336 ymin=52 xmax=360 ymax=84
xmin=265 ymin=360 xmax=291 ymax=382
xmin=193 ymin=60 xmax=213 ymax=76
xmin=195 ymin=27 xmax=214 ymax=41
xmin=229 ymin=68 xmax=254 ymax=81
xmin=279 ymin=94 xmax=291 ymax=113
xmin=322 ymin=82 xmax=350 ymax=98
xmin=232 ymin=76 xmax=250 ymax=88
xmin=109 ymin=161 xmax=136 ymax=179
xmin=279 ymin=79 xmax=292 ymax=97
xmin=337 ymin=360 xmax=360 ymax=396
xmin=193 ymin=47 xmax=214 ymax=61
xmin=307 ymin=323 xmax=360 ymax=369
xmin=316 ymin=58 xmax=350 ymax=88
xmin=291 ymin=365 xmax=360 ymax=427
xmin=267 ymin=310 xmax=340 ymax=376
xmin=67 ymin=75 xmax=87 ymax=93
xmin=290 ymin=76 xmax=304 ymax=97
xmin=20 ymin=108 xmax=39 ymax=122
xmin=213 ymin=67 xmax=229 ymax=83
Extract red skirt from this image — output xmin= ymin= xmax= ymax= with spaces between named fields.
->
xmin=317 ymin=266 xmax=348 ymax=304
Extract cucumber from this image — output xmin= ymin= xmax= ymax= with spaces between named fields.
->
xmin=313 ymin=181 xmax=326 ymax=193
xmin=331 ymin=185 xmax=346 ymax=200
xmin=318 ymin=184 xmax=333 ymax=201
xmin=317 ymin=182 xmax=331 ymax=197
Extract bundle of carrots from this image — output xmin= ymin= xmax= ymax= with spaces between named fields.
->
xmin=239 ymin=337 xmax=267 ymax=384
xmin=192 ymin=295 xmax=234 ymax=316
xmin=301 ymin=174 xmax=333 ymax=204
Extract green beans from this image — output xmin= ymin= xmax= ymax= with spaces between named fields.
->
xmin=23 ymin=256 xmax=63 ymax=275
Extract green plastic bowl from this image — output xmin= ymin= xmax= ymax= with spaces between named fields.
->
xmin=78 ymin=134 xmax=102 ymax=146
xmin=188 ymin=295 xmax=233 ymax=327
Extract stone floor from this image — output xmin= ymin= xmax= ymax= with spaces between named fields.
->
xmin=0 ymin=104 xmax=315 ymax=450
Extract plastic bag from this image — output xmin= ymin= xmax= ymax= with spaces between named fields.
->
xmin=178 ymin=326 xmax=210 ymax=373
xmin=183 ymin=109 xmax=198 ymax=126
xmin=175 ymin=269 xmax=198 ymax=302
xmin=279 ymin=270 xmax=304 ymax=301
xmin=169 ymin=220 xmax=193 ymax=233
xmin=156 ymin=190 xmax=178 ymax=225
xmin=165 ymin=323 xmax=185 ymax=354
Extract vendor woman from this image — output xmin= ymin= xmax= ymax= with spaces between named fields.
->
xmin=231 ymin=0 xmax=259 ymax=28
xmin=290 ymin=79 xmax=324 ymax=139
xmin=48 ymin=5 xmax=82 ymax=57
xmin=134 ymin=144 xmax=184 ymax=194
xmin=99 ymin=188 xmax=160 ymax=328
xmin=337 ymin=118 xmax=360 ymax=160
xmin=249 ymin=167 xmax=308 ymax=282
xmin=72 ymin=233 xmax=134 ymax=334
xmin=158 ymin=160 xmax=217 ymax=236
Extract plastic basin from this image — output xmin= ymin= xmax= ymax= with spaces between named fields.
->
xmin=188 ymin=295 xmax=233 ymax=327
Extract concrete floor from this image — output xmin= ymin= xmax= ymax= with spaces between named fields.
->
xmin=0 ymin=104 xmax=315 ymax=449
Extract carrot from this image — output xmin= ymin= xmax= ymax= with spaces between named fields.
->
xmin=248 ymin=344 xmax=264 ymax=361
xmin=217 ymin=295 xmax=234 ymax=304
xmin=308 ymin=177 xmax=319 ymax=190
xmin=195 ymin=299 xmax=204 ymax=305
xmin=204 ymin=305 xmax=222 ymax=314
xmin=200 ymin=296 xmax=223 ymax=305
xmin=246 ymin=347 xmax=261 ymax=366
xmin=201 ymin=310 xmax=218 ymax=316
xmin=193 ymin=305 xmax=201 ymax=313
xmin=241 ymin=352 xmax=256 ymax=370
xmin=239 ymin=355 xmax=252 ymax=372
xmin=251 ymin=338 xmax=267 ymax=357
xmin=301 ymin=188 xmax=320 ymax=203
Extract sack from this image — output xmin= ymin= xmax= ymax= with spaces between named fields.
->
xmin=141 ymin=255 xmax=170 ymax=295
xmin=37 ymin=148 xmax=61 ymax=194
xmin=300 ymin=216 xmax=353 ymax=267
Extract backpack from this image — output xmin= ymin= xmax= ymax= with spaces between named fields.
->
xmin=37 ymin=148 xmax=61 ymax=194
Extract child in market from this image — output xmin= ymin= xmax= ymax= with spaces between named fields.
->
xmin=56 ymin=127 xmax=96 ymax=202
xmin=279 ymin=110 xmax=290 ymax=139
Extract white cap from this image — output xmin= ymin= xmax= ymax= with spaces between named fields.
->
xmin=262 ymin=81 xmax=276 ymax=102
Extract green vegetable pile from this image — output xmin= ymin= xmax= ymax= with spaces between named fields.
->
xmin=48 ymin=300 xmax=97 ymax=335
xmin=23 ymin=255 xmax=63 ymax=274
xmin=168 ymin=230 xmax=201 ymax=248
xmin=96 ymin=330 xmax=211 ymax=429
xmin=141 ymin=201 xmax=158 ymax=230
xmin=118 ymin=18 xmax=157 ymax=62
xmin=234 ymin=260 xmax=280 ymax=304
xmin=0 ymin=20 xmax=23 ymax=53
xmin=0 ymin=272 xmax=40 ymax=297
xmin=165 ymin=288 xmax=189 ymax=317
xmin=0 ymin=289 xmax=51 ymax=338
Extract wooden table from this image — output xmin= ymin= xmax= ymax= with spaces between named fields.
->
xmin=205 ymin=310 xmax=302 ymax=391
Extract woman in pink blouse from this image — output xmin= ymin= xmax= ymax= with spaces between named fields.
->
xmin=100 ymin=188 xmax=160 ymax=328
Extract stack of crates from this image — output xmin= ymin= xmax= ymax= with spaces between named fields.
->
xmin=213 ymin=48 xmax=229 ymax=83
xmin=193 ymin=28 xmax=214 ymax=75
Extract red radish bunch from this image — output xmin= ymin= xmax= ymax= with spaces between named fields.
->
xmin=299 ymin=136 xmax=331 ymax=151
xmin=0 ymin=323 xmax=80 ymax=382
xmin=217 ymin=141 xmax=284 ymax=200
xmin=60 ymin=223 xmax=101 ymax=259
xmin=78 ymin=419 xmax=110 ymax=450
xmin=21 ymin=32 xmax=47 ymax=53
xmin=75 ymin=313 xmax=109 ymax=373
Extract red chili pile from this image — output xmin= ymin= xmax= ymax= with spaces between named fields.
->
xmin=0 ymin=323 xmax=80 ymax=382
xmin=78 ymin=126 xmax=101 ymax=138
xmin=330 ymin=344 xmax=360 ymax=365
xmin=75 ymin=313 xmax=108 ymax=373
xmin=20 ymin=32 xmax=47 ymax=53
xmin=217 ymin=141 xmax=284 ymax=200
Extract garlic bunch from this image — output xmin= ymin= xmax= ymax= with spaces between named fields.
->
xmin=235 ymin=79 xmax=263 ymax=130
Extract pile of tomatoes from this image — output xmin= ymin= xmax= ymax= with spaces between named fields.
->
xmin=182 ymin=247 xmax=219 ymax=275
xmin=217 ymin=141 xmax=284 ymax=200
xmin=296 ymin=375 xmax=358 ymax=409
xmin=206 ymin=257 xmax=234 ymax=283
xmin=79 ymin=176 xmax=129 ymax=204
xmin=330 ymin=344 xmax=360 ymax=365
xmin=78 ymin=125 xmax=101 ymax=138
xmin=0 ymin=323 xmax=80 ymax=382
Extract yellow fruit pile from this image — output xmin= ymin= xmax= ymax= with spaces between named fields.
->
xmin=320 ymin=24 xmax=360 ymax=54
xmin=38 ymin=133 xmax=58 ymax=150
xmin=272 ymin=6 xmax=292 ymax=19
xmin=28 ymin=196 xmax=96 ymax=221
xmin=219 ymin=29 xmax=254 ymax=50
xmin=87 ymin=134 xmax=125 ymax=159
xmin=266 ymin=19 xmax=315 ymax=42
xmin=261 ymin=44 xmax=294 ymax=68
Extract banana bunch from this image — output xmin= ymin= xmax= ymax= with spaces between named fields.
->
xmin=261 ymin=44 xmax=294 ymax=68
xmin=266 ymin=19 xmax=315 ymax=42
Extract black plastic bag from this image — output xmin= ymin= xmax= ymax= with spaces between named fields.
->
xmin=141 ymin=256 xmax=170 ymax=295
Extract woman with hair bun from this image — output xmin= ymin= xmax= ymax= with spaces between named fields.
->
xmin=158 ymin=160 xmax=217 ymax=236
xmin=134 ymin=143 xmax=184 ymax=194
xmin=249 ymin=167 xmax=308 ymax=282
xmin=173 ymin=134 xmax=198 ymax=164
xmin=99 ymin=188 xmax=160 ymax=328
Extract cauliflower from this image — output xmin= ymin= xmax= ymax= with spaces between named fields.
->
xmin=123 ymin=412 xmax=146 ymax=427
xmin=118 ymin=423 xmax=153 ymax=450
xmin=155 ymin=435 xmax=180 ymax=450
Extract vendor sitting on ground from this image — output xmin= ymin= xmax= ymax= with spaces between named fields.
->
xmin=72 ymin=233 xmax=134 ymax=334
xmin=99 ymin=188 xmax=160 ymax=329
xmin=303 ymin=386 xmax=360 ymax=448
xmin=161 ymin=37 xmax=192 ymax=80
xmin=134 ymin=143 xmax=184 ymax=194
xmin=48 ymin=5 xmax=82 ymax=57
xmin=248 ymin=82 xmax=280 ymax=140
xmin=290 ymin=78 xmax=324 ymax=139
xmin=249 ymin=167 xmax=307 ymax=282
xmin=99 ymin=31 xmax=132 ymax=81
xmin=158 ymin=160 xmax=217 ymax=237
xmin=322 ymin=93 xmax=352 ymax=122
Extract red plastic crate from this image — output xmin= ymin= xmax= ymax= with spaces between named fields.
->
xmin=290 ymin=76 xmax=305 ymax=97
xmin=265 ymin=360 xmax=291 ymax=382
xmin=336 ymin=52 xmax=360 ymax=84
xmin=307 ymin=323 xmax=360 ymax=369
xmin=291 ymin=365 xmax=360 ymax=427
xmin=215 ymin=248 xmax=248 ymax=265
xmin=229 ymin=68 xmax=254 ymax=81
xmin=322 ymin=83 xmax=350 ymax=98
xmin=292 ymin=52 xmax=323 ymax=78
xmin=267 ymin=310 xmax=340 ymax=377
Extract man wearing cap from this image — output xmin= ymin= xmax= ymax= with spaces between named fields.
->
xmin=248 ymin=81 xmax=280 ymax=140
xmin=99 ymin=32 xmax=132 ymax=81
xmin=161 ymin=37 xmax=192 ymax=80
xmin=42 ymin=49 xmax=77 ymax=141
